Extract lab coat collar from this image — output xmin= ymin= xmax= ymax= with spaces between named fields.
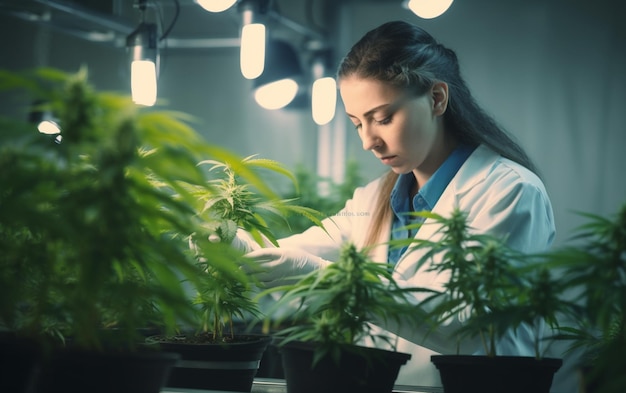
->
xmin=392 ymin=145 xmax=500 ymax=278
xmin=442 ymin=144 xmax=498 ymax=199
xmin=367 ymin=145 xmax=499 ymax=268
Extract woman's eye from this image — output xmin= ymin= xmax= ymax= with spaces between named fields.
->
xmin=375 ymin=115 xmax=392 ymax=125
xmin=354 ymin=123 xmax=362 ymax=131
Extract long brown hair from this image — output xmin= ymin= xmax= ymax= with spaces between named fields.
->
xmin=337 ymin=21 xmax=538 ymax=249
xmin=364 ymin=171 xmax=397 ymax=249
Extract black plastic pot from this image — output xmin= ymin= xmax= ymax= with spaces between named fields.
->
xmin=150 ymin=334 xmax=271 ymax=392
xmin=34 ymin=347 xmax=179 ymax=393
xmin=431 ymin=354 xmax=563 ymax=393
xmin=256 ymin=341 xmax=285 ymax=379
xmin=0 ymin=333 xmax=42 ymax=393
xmin=280 ymin=341 xmax=411 ymax=393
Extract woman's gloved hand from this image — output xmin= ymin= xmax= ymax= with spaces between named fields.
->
xmin=208 ymin=228 xmax=274 ymax=253
xmin=244 ymin=248 xmax=331 ymax=287
xmin=190 ymin=229 xmax=274 ymax=264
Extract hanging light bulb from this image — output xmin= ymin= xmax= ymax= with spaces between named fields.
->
xmin=126 ymin=22 xmax=158 ymax=106
xmin=310 ymin=49 xmax=336 ymax=125
xmin=37 ymin=117 xmax=61 ymax=135
xmin=240 ymin=23 xmax=266 ymax=79
xmin=405 ymin=0 xmax=454 ymax=19
xmin=195 ymin=0 xmax=238 ymax=12
xmin=29 ymin=101 xmax=62 ymax=144
xmin=131 ymin=60 xmax=157 ymax=106
xmin=312 ymin=77 xmax=336 ymax=125
xmin=254 ymin=79 xmax=299 ymax=110
xmin=252 ymin=39 xmax=303 ymax=110
xmin=239 ymin=2 xmax=266 ymax=79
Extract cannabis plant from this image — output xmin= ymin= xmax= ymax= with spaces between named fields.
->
xmin=194 ymin=156 xmax=324 ymax=246
xmin=544 ymin=203 xmax=626 ymax=392
xmin=179 ymin=155 xmax=325 ymax=341
xmin=396 ymin=207 xmax=564 ymax=358
xmin=260 ymin=242 xmax=422 ymax=365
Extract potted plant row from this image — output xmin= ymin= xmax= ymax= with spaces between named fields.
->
xmin=250 ymin=205 xmax=565 ymax=393
xmin=3 ymin=66 xmax=621 ymax=393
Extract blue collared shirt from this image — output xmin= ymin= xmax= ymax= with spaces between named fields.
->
xmin=388 ymin=144 xmax=475 ymax=265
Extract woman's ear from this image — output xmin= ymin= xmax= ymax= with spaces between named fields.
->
xmin=431 ymin=82 xmax=449 ymax=116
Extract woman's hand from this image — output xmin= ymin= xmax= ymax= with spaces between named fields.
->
xmin=244 ymin=248 xmax=331 ymax=286
xmin=206 ymin=228 xmax=274 ymax=253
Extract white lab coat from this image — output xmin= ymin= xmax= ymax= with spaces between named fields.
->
xmin=277 ymin=144 xmax=556 ymax=387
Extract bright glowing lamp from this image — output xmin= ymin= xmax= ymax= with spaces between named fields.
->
xmin=240 ymin=23 xmax=266 ymax=79
xmin=37 ymin=119 xmax=61 ymax=135
xmin=406 ymin=0 xmax=454 ymax=19
xmin=254 ymin=79 xmax=299 ymax=110
xmin=126 ymin=22 xmax=158 ymax=106
xmin=29 ymin=101 xmax=60 ymax=135
xmin=252 ymin=39 xmax=303 ymax=110
xmin=312 ymin=77 xmax=336 ymax=125
xmin=131 ymin=60 xmax=157 ymax=106
xmin=195 ymin=0 xmax=237 ymax=12
xmin=29 ymin=101 xmax=62 ymax=143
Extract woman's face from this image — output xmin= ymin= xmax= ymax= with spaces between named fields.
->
xmin=339 ymin=76 xmax=451 ymax=181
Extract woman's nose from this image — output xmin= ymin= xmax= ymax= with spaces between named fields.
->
xmin=360 ymin=125 xmax=381 ymax=151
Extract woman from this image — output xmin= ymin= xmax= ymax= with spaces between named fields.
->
xmin=245 ymin=20 xmax=555 ymax=386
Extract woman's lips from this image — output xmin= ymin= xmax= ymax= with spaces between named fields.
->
xmin=380 ymin=155 xmax=397 ymax=165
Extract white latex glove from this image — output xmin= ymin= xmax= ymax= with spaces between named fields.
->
xmin=208 ymin=228 xmax=274 ymax=253
xmin=244 ymin=248 xmax=331 ymax=287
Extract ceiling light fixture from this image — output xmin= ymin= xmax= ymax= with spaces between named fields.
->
xmin=404 ymin=0 xmax=454 ymax=19
xmin=253 ymin=39 xmax=303 ymax=110
xmin=127 ymin=21 xmax=158 ymax=106
xmin=308 ymin=43 xmax=336 ymax=125
xmin=195 ymin=0 xmax=238 ymax=13
xmin=126 ymin=1 xmax=158 ymax=106
xmin=126 ymin=0 xmax=180 ymax=106
xmin=238 ymin=0 xmax=268 ymax=79
xmin=37 ymin=116 xmax=61 ymax=136
xmin=29 ymin=101 xmax=62 ymax=144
